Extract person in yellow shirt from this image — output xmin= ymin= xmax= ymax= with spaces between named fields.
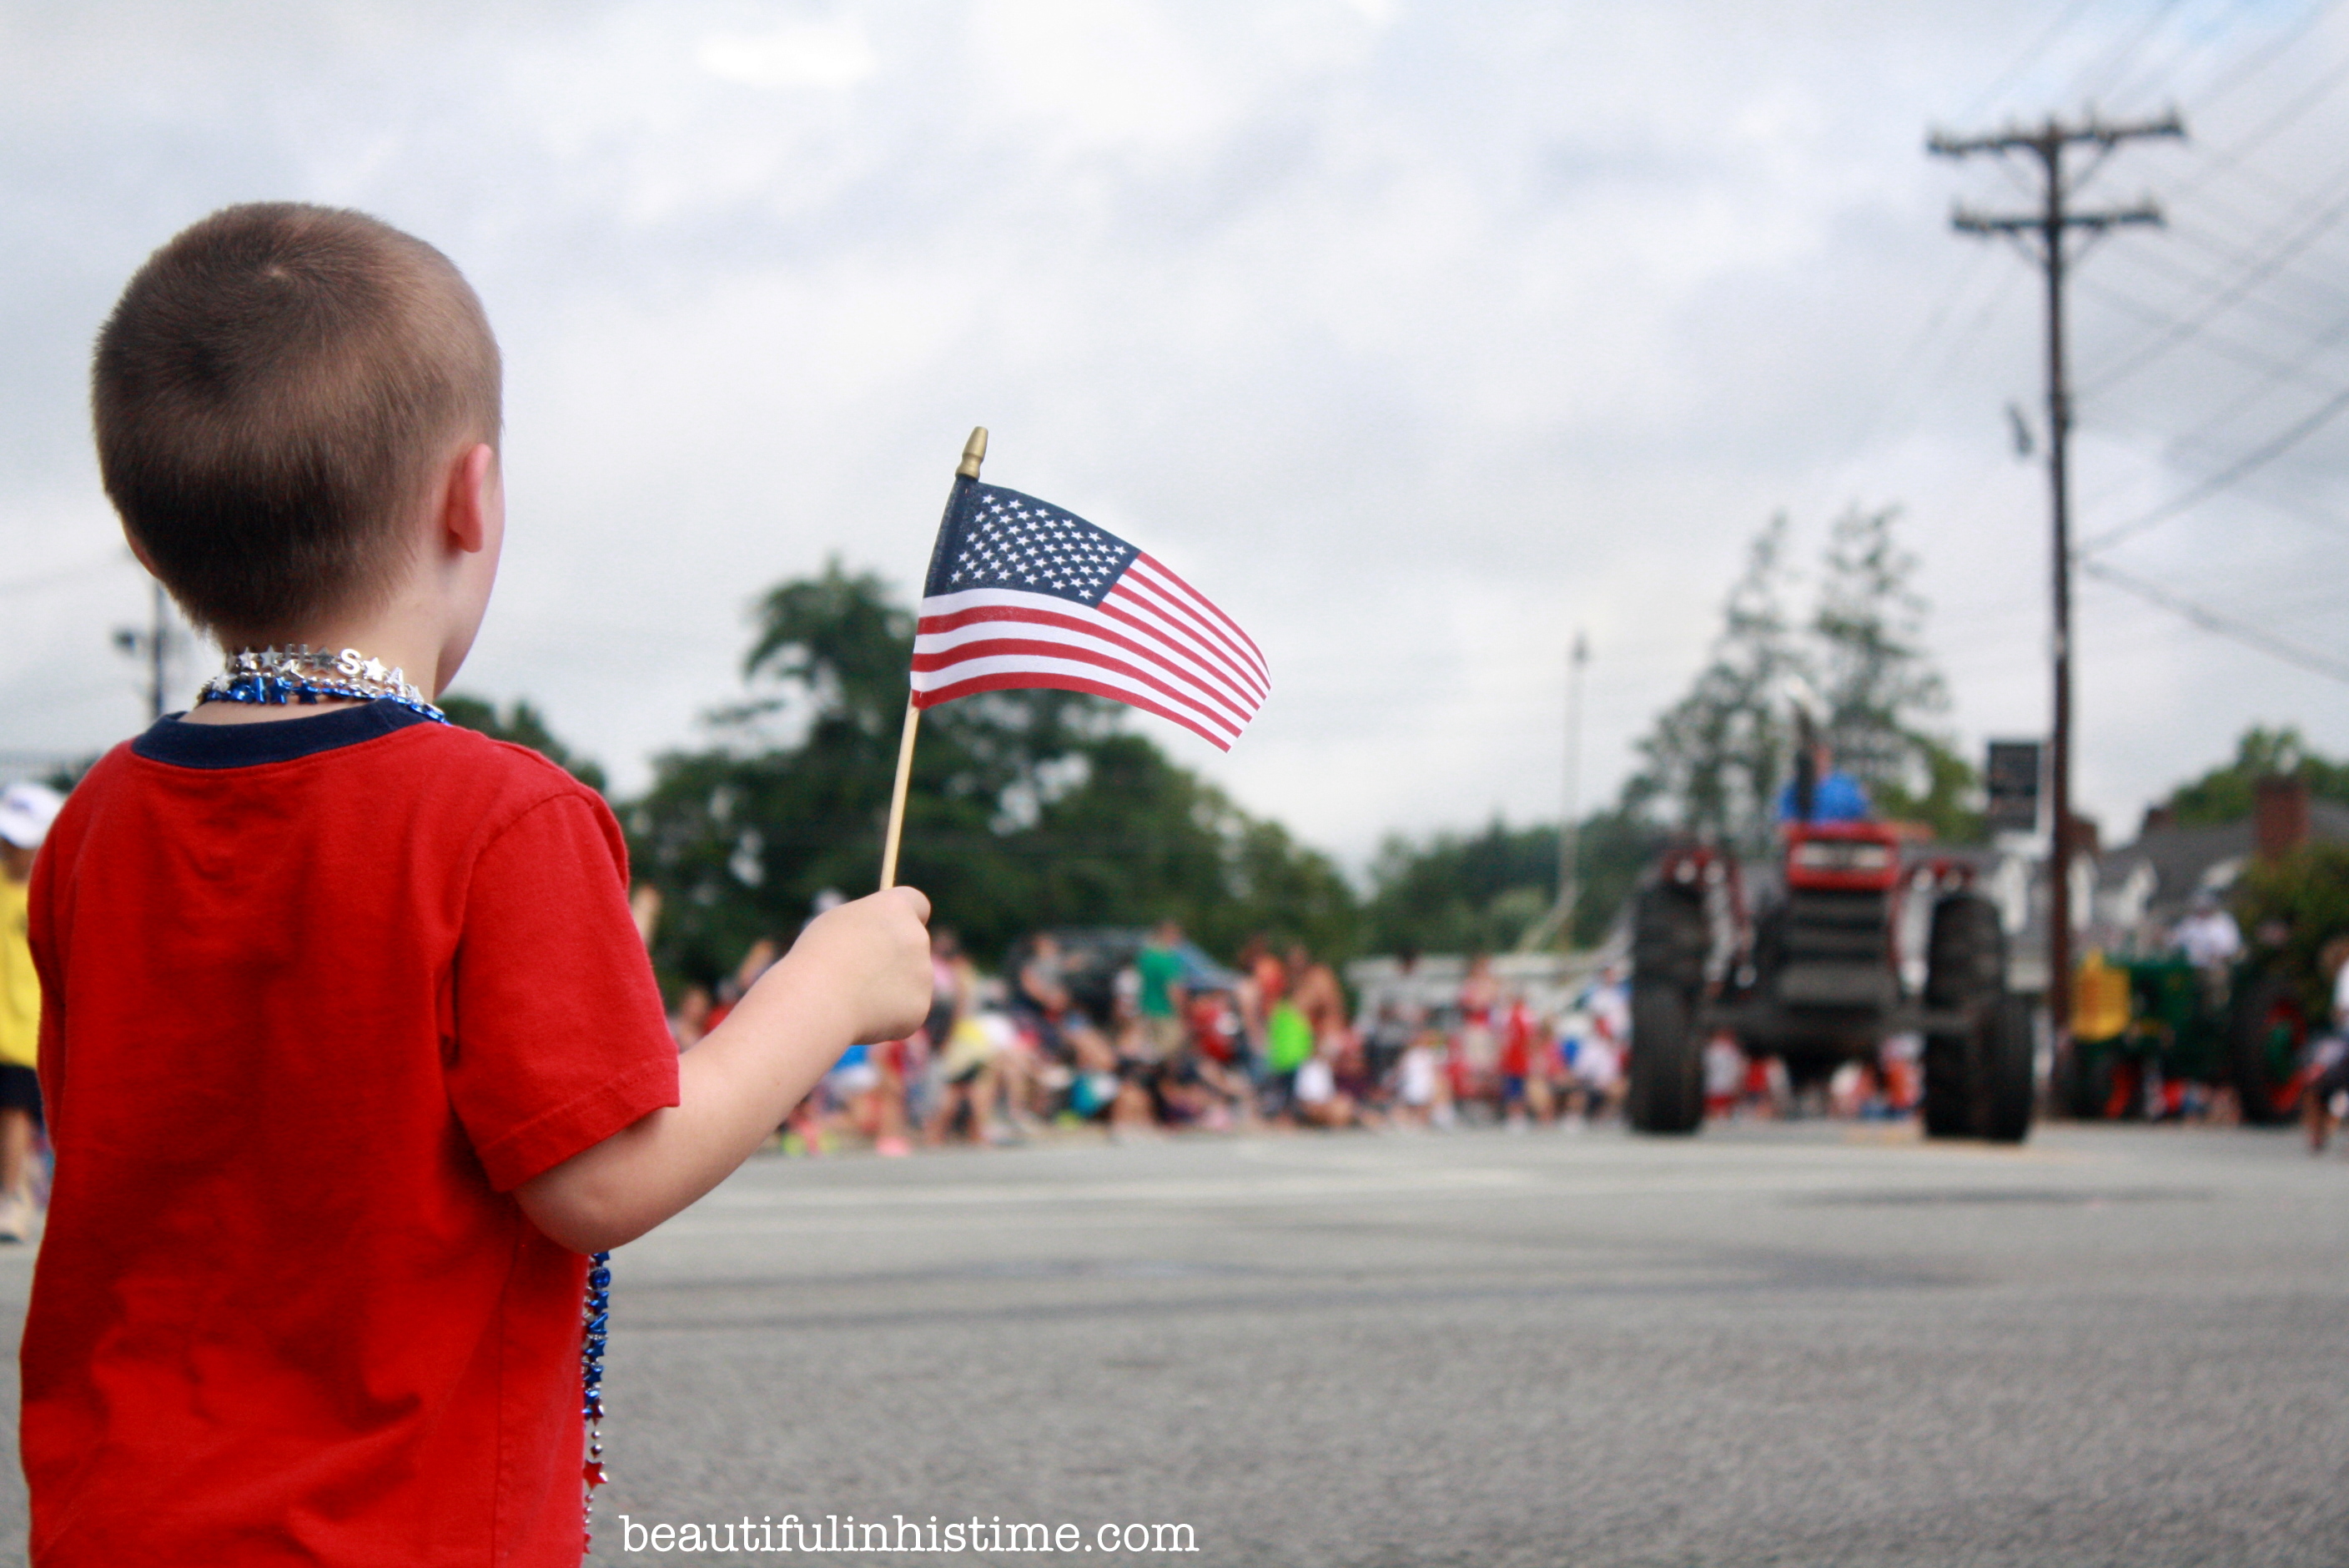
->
xmin=0 ymin=781 xmax=63 ymax=1244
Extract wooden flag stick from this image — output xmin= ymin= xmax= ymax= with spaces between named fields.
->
xmin=878 ymin=699 xmax=920 ymax=891
xmin=879 ymin=426 xmax=988 ymax=890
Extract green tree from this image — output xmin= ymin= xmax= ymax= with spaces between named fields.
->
xmin=1629 ymin=515 xmax=1803 ymax=857
xmin=1809 ymin=508 xmax=1979 ymax=842
xmin=1628 ymin=506 xmax=1979 ymax=851
xmin=1366 ymin=819 xmax=1557 ymax=955
xmin=2233 ymin=841 xmax=2349 ymax=1023
xmin=2164 ymin=726 xmax=2349 ymax=828
xmin=1220 ymin=812 xmax=1361 ymax=961
xmin=1363 ymin=807 xmax=1666 ymax=955
xmin=1567 ymin=805 xmax=1671 ymax=947
xmin=1813 ymin=507 xmax=1940 ymax=784
xmin=1872 ymin=736 xmax=1983 ymax=845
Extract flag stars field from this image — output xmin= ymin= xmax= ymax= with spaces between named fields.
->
xmin=913 ymin=478 xmax=1267 ymax=751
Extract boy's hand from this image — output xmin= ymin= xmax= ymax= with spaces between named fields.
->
xmin=517 ymin=885 xmax=933 ymax=1254
xmin=776 ymin=887 xmax=934 ymax=1044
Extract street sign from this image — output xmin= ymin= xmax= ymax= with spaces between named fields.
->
xmin=1985 ymin=740 xmax=2043 ymax=834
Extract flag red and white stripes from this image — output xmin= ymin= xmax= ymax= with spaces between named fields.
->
xmin=909 ymin=483 xmax=1269 ymax=750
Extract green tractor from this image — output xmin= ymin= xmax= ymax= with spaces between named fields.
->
xmin=2226 ymin=960 xmax=2312 ymax=1125
xmin=2056 ymin=949 xmax=2308 ymax=1123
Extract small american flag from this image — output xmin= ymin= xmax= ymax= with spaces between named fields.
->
xmin=911 ymin=479 xmax=1269 ymax=750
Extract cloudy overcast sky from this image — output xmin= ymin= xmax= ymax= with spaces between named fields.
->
xmin=3 ymin=0 xmax=2346 ymax=868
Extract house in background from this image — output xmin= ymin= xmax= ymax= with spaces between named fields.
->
xmin=2090 ymin=777 xmax=2349 ymax=952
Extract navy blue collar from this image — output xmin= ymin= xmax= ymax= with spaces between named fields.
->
xmin=132 ymin=700 xmax=437 ymax=770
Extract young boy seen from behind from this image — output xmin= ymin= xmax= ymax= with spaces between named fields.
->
xmin=24 ymin=204 xmax=932 ymax=1566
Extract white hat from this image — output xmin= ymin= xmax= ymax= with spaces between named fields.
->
xmin=0 ymin=781 xmax=63 ymax=850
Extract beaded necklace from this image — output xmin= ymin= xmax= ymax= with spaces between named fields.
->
xmin=581 ymin=1255 xmax=611 ymax=1544
xmin=199 ymin=644 xmax=447 ymax=722
xmin=199 ymin=646 xmax=615 ymax=1546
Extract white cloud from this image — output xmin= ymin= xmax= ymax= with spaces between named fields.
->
xmin=968 ymin=0 xmax=1238 ymax=160
xmin=697 ymin=17 xmax=877 ymax=91
xmin=3 ymin=0 xmax=2347 ymax=872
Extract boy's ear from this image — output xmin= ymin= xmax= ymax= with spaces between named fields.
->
xmin=439 ymin=442 xmax=501 ymax=555
xmin=123 ymin=530 xmax=161 ymax=580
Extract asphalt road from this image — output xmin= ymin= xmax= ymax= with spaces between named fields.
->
xmin=0 ymin=1122 xmax=2343 ymax=1565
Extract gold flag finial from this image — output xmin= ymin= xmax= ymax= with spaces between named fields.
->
xmin=957 ymin=426 xmax=988 ymax=479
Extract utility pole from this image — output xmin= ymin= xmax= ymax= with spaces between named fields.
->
xmin=1928 ymin=109 xmax=2183 ymax=1043
xmin=1520 ymin=631 xmax=1592 ymax=957
xmin=1557 ymin=631 xmax=1588 ymax=942
xmin=113 ymin=579 xmax=177 ymax=721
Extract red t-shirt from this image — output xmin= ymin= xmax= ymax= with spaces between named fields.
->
xmin=23 ymin=704 xmax=680 ymax=1566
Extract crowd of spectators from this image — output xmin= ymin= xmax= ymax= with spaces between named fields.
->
xmin=666 ymin=914 xmax=1657 ymax=1153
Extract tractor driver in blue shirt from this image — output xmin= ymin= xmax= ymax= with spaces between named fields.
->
xmin=1777 ymin=738 xmax=1871 ymax=825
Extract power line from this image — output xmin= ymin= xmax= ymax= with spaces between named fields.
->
xmin=2170 ymin=35 xmax=2349 ymax=200
xmin=2096 ymin=239 xmax=2349 ymax=350
xmin=2135 ymin=138 xmax=2349 ymax=308
xmin=2144 ymin=218 xmax=2349 ymax=330
xmin=1833 ymin=8 xmax=2287 ymax=486
xmin=2125 ymin=45 xmax=2349 ymax=341
xmin=2069 ymin=0 xmax=2192 ymax=107
xmin=2189 ymin=0 xmax=2346 ymax=112
xmin=2074 ymin=273 xmax=2334 ymax=389
xmin=2180 ymin=466 xmax=2349 ymax=540
xmin=2140 ymin=298 xmax=2349 ymax=448
xmin=2103 ymin=0 xmax=2244 ymax=112
xmin=2078 ymin=378 xmax=2349 ymax=553
xmin=1959 ymin=0 xmax=2102 ymax=121
xmin=2078 ymin=164 xmax=2349 ymax=392
xmin=111 ymin=580 xmax=179 ymax=722
xmin=2184 ymin=138 xmax=2349 ymax=241
xmin=2080 ymin=556 xmax=2349 ymax=683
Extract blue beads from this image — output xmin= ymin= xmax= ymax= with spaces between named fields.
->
xmin=581 ymin=1247 xmax=614 ymax=1539
xmin=194 ymin=657 xmax=449 ymax=725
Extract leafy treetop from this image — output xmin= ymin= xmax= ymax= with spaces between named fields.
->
xmin=2162 ymin=726 xmax=2349 ymax=829
xmin=1627 ymin=505 xmax=1979 ymax=853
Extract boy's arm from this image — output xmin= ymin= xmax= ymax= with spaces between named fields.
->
xmin=516 ymin=887 xmax=932 ymax=1254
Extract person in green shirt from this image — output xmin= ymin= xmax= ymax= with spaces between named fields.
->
xmin=1135 ymin=918 xmax=1189 ymax=1061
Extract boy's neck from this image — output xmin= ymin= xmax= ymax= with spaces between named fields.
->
xmin=169 ymin=440 xmax=502 ymax=728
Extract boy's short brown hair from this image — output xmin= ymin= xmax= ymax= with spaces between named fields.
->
xmin=93 ymin=203 xmax=501 ymax=637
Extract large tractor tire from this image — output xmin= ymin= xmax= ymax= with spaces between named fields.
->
xmin=1920 ymin=1031 xmax=1975 ymax=1138
xmin=2229 ymin=968 xmax=2307 ymax=1127
xmin=1921 ymin=893 xmax=2028 ymax=1141
xmin=1632 ymin=878 xmax=1711 ymax=989
xmin=1628 ymin=980 xmax=1704 ymax=1133
xmin=1923 ymin=893 xmax=2005 ymax=1010
xmin=2051 ymin=1039 xmax=2120 ymax=1120
xmin=1978 ymin=996 xmax=2035 ymax=1143
xmin=1628 ymin=884 xmax=1707 ymax=1135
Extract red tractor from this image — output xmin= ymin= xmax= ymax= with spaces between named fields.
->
xmin=1627 ymin=758 xmax=2032 ymax=1142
